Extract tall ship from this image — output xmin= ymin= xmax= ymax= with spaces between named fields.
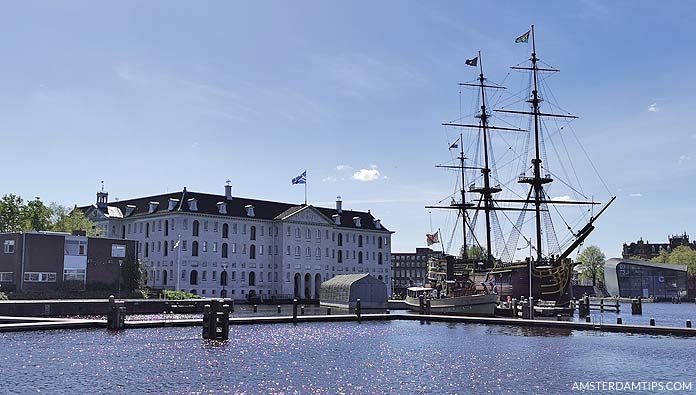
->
xmin=428 ymin=26 xmax=615 ymax=309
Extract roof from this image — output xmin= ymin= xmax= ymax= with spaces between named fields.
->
xmin=604 ymin=258 xmax=688 ymax=272
xmin=78 ymin=189 xmax=390 ymax=232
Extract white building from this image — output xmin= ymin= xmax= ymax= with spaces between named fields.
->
xmin=80 ymin=184 xmax=393 ymax=300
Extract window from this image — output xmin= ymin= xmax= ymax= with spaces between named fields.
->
xmin=111 ymin=244 xmax=126 ymax=258
xmin=202 ymin=241 xmax=208 ymax=253
xmin=212 ymin=271 xmax=217 ymax=280
xmin=63 ymin=269 xmax=86 ymax=282
xmin=233 ymin=223 xmax=238 ymax=234
xmin=204 ymin=221 xmax=208 ymax=231
xmin=146 ymin=222 xmax=150 ymax=238
xmin=144 ymin=242 xmax=149 ymax=257
xmin=190 ymin=270 xmax=198 ymax=285
xmin=250 ymin=244 xmax=256 ymax=259
xmin=338 ymin=250 xmax=343 ymax=263
xmin=192 ymin=241 xmax=198 ymax=256
xmin=287 ymin=227 xmax=291 ymax=236
xmin=359 ymin=251 xmax=363 ymax=264
xmin=286 ymin=246 xmax=291 ymax=255
xmin=231 ymin=243 xmax=237 ymax=253
xmin=358 ymin=235 xmax=363 ymax=247
xmin=222 ymin=243 xmax=228 ymax=258
xmin=316 ymin=230 xmax=321 ymax=239
xmin=243 ymin=224 xmax=247 ymax=234
xmin=164 ymin=241 xmax=169 ymax=257
xmin=202 ymin=271 xmax=207 ymax=281
xmin=165 ymin=220 xmax=169 ymax=236
xmin=222 ymin=223 xmax=229 ymax=238
xmin=213 ymin=242 xmax=218 ymax=253
xmin=378 ymin=252 xmax=383 ymax=265
xmin=306 ymin=247 xmax=311 ymax=257
xmin=192 ymin=220 xmax=199 ymax=237
xmin=378 ymin=237 xmax=383 ymax=249
xmin=249 ymin=271 xmax=256 ymax=286
xmin=250 ymin=226 xmax=256 ymax=240
xmin=242 ymin=244 xmax=247 ymax=254
xmin=4 ymin=240 xmax=15 ymax=253
xmin=338 ymin=233 xmax=343 ymax=246
xmin=0 ymin=272 xmax=13 ymax=282
xmin=183 ymin=240 xmax=188 ymax=251
xmin=306 ymin=229 xmax=311 ymax=239
xmin=259 ymin=245 xmax=264 ymax=255
xmin=316 ymin=247 xmax=321 ymax=257
xmin=325 ymin=248 xmax=329 ymax=257
xmin=295 ymin=228 xmax=300 ymax=238
xmin=181 ymin=270 xmax=186 ymax=280
xmin=24 ymin=272 xmax=56 ymax=283
xmin=295 ymin=246 xmax=300 ymax=256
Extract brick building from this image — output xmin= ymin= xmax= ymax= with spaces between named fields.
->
xmin=390 ymin=247 xmax=443 ymax=297
xmin=0 ymin=231 xmax=136 ymax=293
xmin=622 ymin=233 xmax=696 ymax=260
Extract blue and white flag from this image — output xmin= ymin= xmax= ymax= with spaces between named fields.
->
xmin=449 ymin=138 xmax=459 ymax=150
xmin=291 ymin=170 xmax=306 ymax=185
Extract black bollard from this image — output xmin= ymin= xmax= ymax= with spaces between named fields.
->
xmin=107 ymin=295 xmax=126 ymax=331
xmin=253 ymin=304 xmax=257 ymax=313
xmin=631 ymin=299 xmax=642 ymax=315
xmin=617 ymin=317 xmax=622 ymax=325
xmin=327 ymin=307 xmax=331 ymax=315
xmin=301 ymin=306 xmax=305 ymax=315
xmin=230 ymin=299 xmax=235 ymax=313
xmin=585 ymin=315 xmax=591 ymax=323
xmin=687 ymin=320 xmax=692 ymax=328
xmin=418 ymin=295 xmax=425 ymax=315
xmin=649 ymin=318 xmax=655 ymax=326
xmin=356 ymin=298 xmax=362 ymax=320
xmin=219 ymin=303 xmax=230 ymax=341
xmin=600 ymin=299 xmax=605 ymax=312
xmin=277 ymin=305 xmax=281 ymax=314
xmin=292 ymin=299 xmax=298 ymax=322
xmin=386 ymin=309 xmax=390 ymax=315
xmin=202 ymin=304 xmax=213 ymax=339
xmin=425 ymin=299 xmax=432 ymax=315
xmin=557 ymin=314 xmax=562 ymax=321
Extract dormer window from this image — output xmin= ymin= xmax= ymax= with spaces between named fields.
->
xmin=332 ymin=214 xmax=341 ymax=225
xmin=217 ymin=202 xmax=227 ymax=215
xmin=373 ymin=219 xmax=381 ymax=229
xmin=168 ymin=198 xmax=179 ymax=211
xmin=148 ymin=201 xmax=159 ymax=214
xmin=245 ymin=205 xmax=255 ymax=217
xmin=125 ymin=205 xmax=136 ymax=217
xmin=187 ymin=198 xmax=198 ymax=211
xmin=353 ymin=217 xmax=361 ymax=227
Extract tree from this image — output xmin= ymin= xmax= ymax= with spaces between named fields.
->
xmin=121 ymin=258 xmax=146 ymax=292
xmin=459 ymin=244 xmax=486 ymax=261
xmin=577 ymin=245 xmax=606 ymax=286
xmin=22 ymin=197 xmax=52 ymax=231
xmin=667 ymin=246 xmax=696 ymax=278
xmin=650 ymin=249 xmax=670 ymax=264
xmin=0 ymin=194 xmax=25 ymax=232
xmin=49 ymin=203 xmax=98 ymax=236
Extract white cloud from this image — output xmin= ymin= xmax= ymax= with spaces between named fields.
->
xmin=552 ymin=195 xmax=571 ymax=201
xmin=629 ymin=193 xmax=643 ymax=197
xmin=352 ymin=168 xmax=381 ymax=182
xmin=336 ymin=164 xmax=352 ymax=171
xmin=648 ymin=103 xmax=659 ymax=112
xmin=322 ymin=176 xmax=337 ymax=183
xmin=679 ymin=155 xmax=691 ymax=164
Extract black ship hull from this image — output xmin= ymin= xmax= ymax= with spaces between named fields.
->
xmin=489 ymin=260 xmax=574 ymax=307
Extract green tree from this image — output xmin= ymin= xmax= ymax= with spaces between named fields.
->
xmin=650 ymin=249 xmax=670 ymax=263
xmin=667 ymin=246 xmax=696 ymax=278
xmin=121 ymin=258 xmax=146 ymax=291
xmin=459 ymin=244 xmax=487 ymax=261
xmin=22 ymin=197 xmax=52 ymax=231
xmin=0 ymin=194 xmax=25 ymax=232
xmin=577 ymin=245 xmax=606 ymax=286
xmin=50 ymin=204 xmax=98 ymax=236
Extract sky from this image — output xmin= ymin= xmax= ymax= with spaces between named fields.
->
xmin=1 ymin=1 xmax=696 ymax=259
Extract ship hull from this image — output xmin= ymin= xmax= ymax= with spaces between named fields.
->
xmin=490 ymin=260 xmax=574 ymax=307
xmin=404 ymin=293 xmax=499 ymax=316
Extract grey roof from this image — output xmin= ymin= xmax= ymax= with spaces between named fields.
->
xmin=604 ymin=258 xmax=688 ymax=272
xmin=78 ymin=189 xmax=389 ymax=232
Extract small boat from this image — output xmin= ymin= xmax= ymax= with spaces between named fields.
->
xmin=404 ymin=257 xmax=498 ymax=316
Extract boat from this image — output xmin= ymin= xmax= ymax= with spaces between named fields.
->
xmin=428 ymin=25 xmax=615 ymax=311
xmin=404 ymin=256 xmax=498 ymax=316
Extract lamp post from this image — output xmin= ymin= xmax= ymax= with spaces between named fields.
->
xmin=118 ymin=261 xmax=123 ymax=299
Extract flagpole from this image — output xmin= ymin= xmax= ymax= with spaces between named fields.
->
xmin=438 ymin=228 xmax=446 ymax=256
xmin=176 ymin=234 xmax=181 ymax=292
xmin=304 ymin=169 xmax=307 ymax=205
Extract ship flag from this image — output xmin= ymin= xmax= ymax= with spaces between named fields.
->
xmin=465 ymin=57 xmax=478 ymax=67
xmin=449 ymin=138 xmax=459 ymax=150
xmin=426 ymin=232 xmax=440 ymax=246
xmin=515 ymin=30 xmax=530 ymax=43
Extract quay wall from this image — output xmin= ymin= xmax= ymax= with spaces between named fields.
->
xmin=0 ymin=299 xmax=218 ymax=317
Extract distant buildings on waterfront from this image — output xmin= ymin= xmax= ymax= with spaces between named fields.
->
xmin=0 ymin=231 xmax=136 ymax=293
xmin=79 ymin=184 xmax=393 ymax=300
xmin=604 ymin=258 xmax=688 ymax=299
xmin=390 ymin=247 xmax=442 ymax=297
xmin=622 ymin=232 xmax=696 ymax=260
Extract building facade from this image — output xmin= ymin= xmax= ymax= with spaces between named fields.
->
xmin=80 ymin=185 xmax=393 ymax=300
xmin=0 ymin=231 xmax=136 ymax=293
xmin=622 ymin=233 xmax=696 ymax=260
xmin=390 ymin=247 xmax=443 ymax=297
xmin=604 ymin=258 xmax=688 ymax=299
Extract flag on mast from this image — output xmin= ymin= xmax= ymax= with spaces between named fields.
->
xmin=465 ymin=57 xmax=478 ymax=67
xmin=449 ymin=138 xmax=459 ymax=150
xmin=426 ymin=232 xmax=440 ymax=246
xmin=291 ymin=170 xmax=306 ymax=185
xmin=515 ymin=30 xmax=530 ymax=43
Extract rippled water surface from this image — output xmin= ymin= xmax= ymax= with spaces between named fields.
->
xmin=2 ymin=321 xmax=695 ymax=394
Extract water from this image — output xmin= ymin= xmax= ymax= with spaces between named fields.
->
xmin=570 ymin=302 xmax=696 ymax=327
xmin=2 ymin=320 xmax=694 ymax=394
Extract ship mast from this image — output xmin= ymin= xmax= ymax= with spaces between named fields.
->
xmin=458 ymin=129 xmax=468 ymax=262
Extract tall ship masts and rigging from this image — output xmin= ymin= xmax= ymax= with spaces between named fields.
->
xmin=431 ymin=26 xmax=615 ymax=307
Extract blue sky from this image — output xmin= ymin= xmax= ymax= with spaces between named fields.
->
xmin=1 ymin=1 xmax=695 ymax=259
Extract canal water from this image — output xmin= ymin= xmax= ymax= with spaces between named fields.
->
xmin=2 ymin=320 xmax=694 ymax=394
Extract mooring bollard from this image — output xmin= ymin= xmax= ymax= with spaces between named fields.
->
xmin=418 ymin=295 xmax=425 ymax=315
xmin=529 ymin=297 xmax=535 ymax=320
xmin=327 ymin=307 xmax=331 ymax=315
xmin=617 ymin=317 xmax=622 ymax=325
xmin=585 ymin=315 xmax=591 ymax=323
xmin=615 ymin=300 xmax=620 ymax=313
xmin=425 ymin=299 xmax=432 ymax=315
xmin=230 ymin=299 xmax=235 ymax=313
xmin=632 ymin=298 xmax=642 ymax=315
xmin=253 ymin=304 xmax=257 ymax=313
xmin=600 ymin=298 xmax=605 ymax=312
xmin=356 ymin=298 xmax=362 ymax=320
xmin=687 ymin=320 xmax=692 ymax=328
xmin=301 ymin=306 xmax=305 ymax=315
xmin=292 ymin=299 xmax=298 ymax=322
xmin=107 ymin=295 xmax=126 ymax=330
xmin=650 ymin=318 xmax=655 ymax=326
xmin=557 ymin=314 xmax=562 ymax=321
xmin=386 ymin=309 xmax=390 ymax=315
xmin=277 ymin=305 xmax=281 ymax=314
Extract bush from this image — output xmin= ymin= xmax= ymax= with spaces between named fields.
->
xmin=0 ymin=291 xmax=7 ymax=300
xmin=164 ymin=290 xmax=201 ymax=300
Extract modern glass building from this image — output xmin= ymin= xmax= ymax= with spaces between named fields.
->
xmin=604 ymin=258 xmax=688 ymax=299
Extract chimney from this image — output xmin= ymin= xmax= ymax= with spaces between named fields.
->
xmin=336 ymin=196 xmax=342 ymax=213
xmin=224 ymin=180 xmax=233 ymax=200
